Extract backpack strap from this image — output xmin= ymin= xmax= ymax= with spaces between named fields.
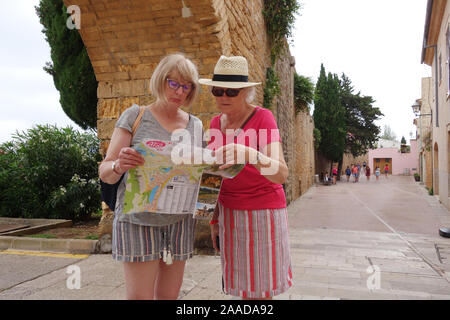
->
xmin=131 ymin=105 xmax=146 ymax=137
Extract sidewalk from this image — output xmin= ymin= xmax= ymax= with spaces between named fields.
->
xmin=1 ymin=176 xmax=450 ymax=300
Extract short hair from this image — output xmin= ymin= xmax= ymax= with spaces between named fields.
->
xmin=150 ymin=53 xmax=199 ymax=107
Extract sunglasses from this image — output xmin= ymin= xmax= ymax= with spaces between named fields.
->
xmin=211 ymin=87 xmax=242 ymax=97
xmin=167 ymin=79 xmax=193 ymax=93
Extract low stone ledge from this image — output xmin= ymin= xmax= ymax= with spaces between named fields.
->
xmin=0 ymin=236 xmax=99 ymax=254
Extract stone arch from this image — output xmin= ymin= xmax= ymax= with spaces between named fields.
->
xmin=63 ymin=0 xmax=277 ymax=154
xmin=434 ymin=142 xmax=439 ymax=195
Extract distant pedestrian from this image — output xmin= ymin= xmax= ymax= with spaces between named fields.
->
xmin=324 ymin=171 xmax=331 ymax=183
xmin=352 ymin=165 xmax=358 ymax=183
xmin=332 ymin=166 xmax=338 ymax=184
xmin=375 ymin=166 xmax=380 ymax=181
xmin=366 ymin=166 xmax=371 ymax=181
xmin=384 ymin=164 xmax=389 ymax=178
xmin=345 ymin=166 xmax=351 ymax=182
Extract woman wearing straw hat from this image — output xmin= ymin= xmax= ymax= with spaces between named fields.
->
xmin=200 ymin=55 xmax=293 ymax=299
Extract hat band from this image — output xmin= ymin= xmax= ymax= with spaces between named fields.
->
xmin=212 ymin=74 xmax=248 ymax=82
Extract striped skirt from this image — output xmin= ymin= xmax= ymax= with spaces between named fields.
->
xmin=112 ymin=215 xmax=196 ymax=263
xmin=218 ymin=203 xmax=293 ymax=298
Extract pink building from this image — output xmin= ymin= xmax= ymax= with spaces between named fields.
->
xmin=368 ymin=139 xmax=418 ymax=176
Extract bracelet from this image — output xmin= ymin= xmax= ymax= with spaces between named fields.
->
xmin=112 ymin=160 xmax=122 ymax=175
xmin=209 ymin=219 xmax=219 ymax=225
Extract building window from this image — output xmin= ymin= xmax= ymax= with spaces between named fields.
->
xmin=385 ymin=159 xmax=390 ymax=163
xmin=375 ymin=159 xmax=380 ymax=163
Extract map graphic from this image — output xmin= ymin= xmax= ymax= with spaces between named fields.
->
xmin=123 ymin=139 xmax=244 ymax=218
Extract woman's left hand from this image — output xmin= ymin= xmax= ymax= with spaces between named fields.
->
xmin=214 ymin=143 xmax=257 ymax=170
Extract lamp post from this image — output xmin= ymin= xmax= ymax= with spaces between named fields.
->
xmin=412 ymin=101 xmax=432 ymax=184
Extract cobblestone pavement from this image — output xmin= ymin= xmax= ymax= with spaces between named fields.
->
xmin=1 ymin=176 xmax=450 ymax=300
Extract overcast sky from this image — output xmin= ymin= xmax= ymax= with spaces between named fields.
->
xmin=291 ymin=0 xmax=430 ymax=142
xmin=0 ymin=0 xmax=430 ymax=144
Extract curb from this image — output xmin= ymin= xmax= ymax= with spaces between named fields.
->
xmin=0 ymin=236 xmax=100 ymax=255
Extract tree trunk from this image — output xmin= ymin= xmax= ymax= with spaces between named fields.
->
xmin=337 ymin=157 xmax=343 ymax=181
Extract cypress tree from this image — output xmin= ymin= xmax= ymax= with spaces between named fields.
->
xmin=313 ymin=64 xmax=347 ymax=165
xmin=36 ymin=0 xmax=98 ymax=130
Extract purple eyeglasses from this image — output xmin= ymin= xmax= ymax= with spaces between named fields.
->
xmin=167 ymin=79 xmax=193 ymax=93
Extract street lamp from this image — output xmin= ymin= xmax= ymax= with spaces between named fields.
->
xmin=412 ymin=101 xmax=421 ymax=116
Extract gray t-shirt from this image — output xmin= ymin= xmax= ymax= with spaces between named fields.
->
xmin=114 ymin=104 xmax=204 ymax=226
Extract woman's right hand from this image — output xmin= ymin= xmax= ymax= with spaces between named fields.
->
xmin=115 ymin=147 xmax=145 ymax=174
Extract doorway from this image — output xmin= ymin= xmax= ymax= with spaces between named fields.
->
xmin=373 ymin=158 xmax=392 ymax=174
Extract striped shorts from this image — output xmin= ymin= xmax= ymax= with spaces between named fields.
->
xmin=218 ymin=203 xmax=293 ymax=298
xmin=112 ymin=215 xmax=196 ymax=263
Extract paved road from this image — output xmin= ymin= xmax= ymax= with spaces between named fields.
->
xmin=1 ymin=175 xmax=450 ymax=300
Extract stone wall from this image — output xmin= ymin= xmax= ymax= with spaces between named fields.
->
xmin=294 ymin=111 xmax=315 ymax=197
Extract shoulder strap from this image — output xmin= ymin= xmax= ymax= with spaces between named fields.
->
xmin=233 ymin=108 xmax=258 ymax=141
xmin=131 ymin=106 xmax=146 ymax=137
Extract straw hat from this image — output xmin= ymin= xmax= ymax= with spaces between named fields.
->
xmin=199 ymin=55 xmax=261 ymax=88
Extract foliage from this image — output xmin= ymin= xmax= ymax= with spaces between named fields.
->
xmin=313 ymin=128 xmax=321 ymax=150
xmin=339 ymin=74 xmax=383 ymax=157
xmin=263 ymin=67 xmax=281 ymax=110
xmin=0 ymin=125 xmax=102 ymax=221
xmin=380 ymin=125 xmax=398 ymax=142
xmin=313 ymin=64 xmax=347 ymax=162
xmin=294 ymin=73 xmax=314 ymax=114
xmin=262 ymin=0 xmax=301 ymax=110
xmin=401 ymin=136 xmax=407 ymax=145
xmin=36 ymin=0 xmax=98 ymax=130
xmin=263 ymin=0 xmax=301 ymax=64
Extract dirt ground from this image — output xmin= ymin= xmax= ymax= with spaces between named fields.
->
xmin=23 ymin=218 xmax=101 ymax=240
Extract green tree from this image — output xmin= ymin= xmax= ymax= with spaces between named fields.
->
xmin=339 ymin=74 xmax=383 ymax=157
xmin=36 ymin=0 xmax=98 ymax=130
xmin=294 ymin=73 xmax=314 ymax=114
xmin=313 ymin=64 xmax=347 ymax=165
xmin=401 ymin=136 xmax=407 ymax=145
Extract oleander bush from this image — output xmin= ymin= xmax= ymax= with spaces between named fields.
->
xmin=0 ymin=125 xmax=102 ymax=221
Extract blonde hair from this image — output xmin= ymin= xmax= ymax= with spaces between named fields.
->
xmin=150 ymin=53 xmax=199 ymax=107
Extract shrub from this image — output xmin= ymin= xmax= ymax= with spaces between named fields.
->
xmin=0 ymin=125 xmax=102 ymax=221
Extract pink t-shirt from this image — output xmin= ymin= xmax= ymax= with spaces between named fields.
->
xmin=208 ymin=106 xmax=286 ymax=210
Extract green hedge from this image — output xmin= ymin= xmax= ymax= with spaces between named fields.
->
xmin=0 ymin=125 xmax=102 ymax=221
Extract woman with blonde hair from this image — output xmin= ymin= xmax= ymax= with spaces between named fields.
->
xmin=99 ymin=53 xmax=202 ymax=300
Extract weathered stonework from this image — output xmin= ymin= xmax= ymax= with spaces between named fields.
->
xmin=294 ymin=111 xmax=315 ymax=196
xmin=64 ymin=0 xmax=315 ymax=247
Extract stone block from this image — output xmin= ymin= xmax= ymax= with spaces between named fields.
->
xmin=68 ymin=239 xmax=98 ymax=254
xmin=41 ymin=239 xmax=69 ymax=253
xmin=98 ymin=98 xmax=121 ymax=119
xmin=97 ymin=119 xmax=118 ymax=140
xmin=0 ymin=237 xmax=12 ymax=250
xmin=12 ymin=238 xmax=41 ymax=251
